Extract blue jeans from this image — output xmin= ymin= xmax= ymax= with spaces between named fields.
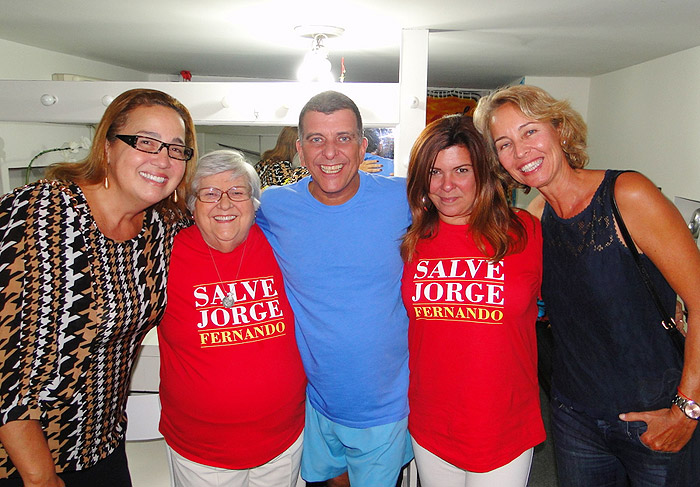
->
xmin=551 ymin=395 xmax=687 ymax=487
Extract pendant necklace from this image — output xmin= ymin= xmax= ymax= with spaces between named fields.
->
xmin=207 ymin=239 xmax=248 ymax=308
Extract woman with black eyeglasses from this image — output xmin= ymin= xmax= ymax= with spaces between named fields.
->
xmin=0 ymin=88 xmax=196 ymax=486
xmin=157 ymin=150 xmax=306 ymax=487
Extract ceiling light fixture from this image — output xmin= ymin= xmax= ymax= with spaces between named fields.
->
xmin=295 ymin=25 xmax=344 ymax=83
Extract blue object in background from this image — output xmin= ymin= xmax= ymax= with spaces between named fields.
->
xmin=363 ymin=153 xmax=394 ymax=177
xmin=537 ymin=298 xmax=546 ymax=319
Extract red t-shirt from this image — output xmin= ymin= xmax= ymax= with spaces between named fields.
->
xmin=158 ymin=224 xmax=306 ymax=469
xmin=402 ymin=214 xmax=545 ymax=472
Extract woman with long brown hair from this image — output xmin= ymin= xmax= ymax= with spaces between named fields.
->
xmin=401 ymin=114 xmax=544 ymax=486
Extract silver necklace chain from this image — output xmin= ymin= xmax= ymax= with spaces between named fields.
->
xmin=206 ymin=238 xmax=248 ymax=308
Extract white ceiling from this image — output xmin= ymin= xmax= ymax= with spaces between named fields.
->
xmin=1 ymin=0 xmax=700 ymax=88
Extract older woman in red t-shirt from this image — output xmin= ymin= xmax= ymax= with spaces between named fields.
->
xmin=158 ymin=150 xmax=306 ymax=487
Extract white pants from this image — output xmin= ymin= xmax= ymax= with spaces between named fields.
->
xmin=412 ymin=438 xmax=533 ymax=487
xmin=168 ymin=432 xmax=303 ymax=487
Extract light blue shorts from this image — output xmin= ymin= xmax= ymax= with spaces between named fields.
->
xmin=301 ymin=398 xmax=414 ymax=486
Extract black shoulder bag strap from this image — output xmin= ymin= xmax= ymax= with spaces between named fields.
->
xmin=609 ymin=171 xmax=685 ymax=359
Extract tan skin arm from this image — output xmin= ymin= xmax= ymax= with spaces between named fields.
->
xmin=0 ymin=420 xmax=64 ymax=486
xmin=614 ymin=172 xmax=700 ymax=452
xmin=526 ymin=193 xmax=546 ymax=220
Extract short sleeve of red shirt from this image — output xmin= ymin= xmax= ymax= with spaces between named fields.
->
xmin=402 ymin=214 xmax=545 ymax=472
xmin=158 ymin=224 xmax=306 ymax=469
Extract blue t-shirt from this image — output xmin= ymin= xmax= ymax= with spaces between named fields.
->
xmin=257 ymin=172 xmax=411 ymax=428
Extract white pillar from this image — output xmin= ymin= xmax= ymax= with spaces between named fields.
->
xmin=395 ymin=28 xmax=428 ymax=177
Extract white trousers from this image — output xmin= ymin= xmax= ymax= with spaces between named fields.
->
xmin=168 ymin=432 xmax=303 ymax=487
xmin=412 ymin=438 xmax=533 ymax=487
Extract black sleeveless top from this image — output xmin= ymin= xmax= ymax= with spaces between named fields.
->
xmin=542 ymin=170 xmax=682 ymax=419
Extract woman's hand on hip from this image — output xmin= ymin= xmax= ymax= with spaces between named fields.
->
xmin=620 ymin=407 xmax=697 ymax=452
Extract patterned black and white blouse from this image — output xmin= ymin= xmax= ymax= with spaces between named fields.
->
xmin=0 ymin=180 xmax=187 ymax=477
xmin=255 ymin=158 xmax=310 ymax=189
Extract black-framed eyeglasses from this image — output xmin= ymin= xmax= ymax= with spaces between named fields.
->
xmin=196 ymin=186 xmax=252 ymax=203
xmin=116 ymin=134 xmax=194 ymax=161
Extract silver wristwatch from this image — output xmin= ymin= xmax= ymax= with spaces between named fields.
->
xmin=672 ymin=394 xmax=700 ymax=420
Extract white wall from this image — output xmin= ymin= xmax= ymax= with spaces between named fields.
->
xmin=587 ymin=45 xmax=700 ymax=202
xmin=0 ymin=122 xmax=94 ymax=192
xmin=0 ymin=38 xmax=149 ymax=81
xmin=0 ymin=39 xmax=151 ymax=192
xmin=523 ymin=76 xmax=591 ymax=121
